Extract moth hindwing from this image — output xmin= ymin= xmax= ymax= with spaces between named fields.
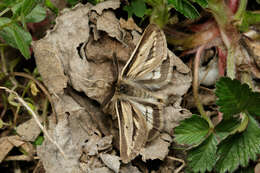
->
xmin=104 ymin=24 xmax=173 ymax=163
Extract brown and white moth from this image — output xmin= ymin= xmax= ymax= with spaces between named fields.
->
xmin=102 ymin=24 xmax=173 ymax=163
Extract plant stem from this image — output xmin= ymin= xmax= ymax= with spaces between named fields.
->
xmin=0 ymin=47 xmax=7 ymax=74
xmin=193 ymin=45 xmax=214 ymax=129
xmin=234 ymin=0 xmax=248 ymax=20
xmin=226 ymin=45 xmax=236 ymax=79
xmin=208 ymin=0 xmax=241 ymax=79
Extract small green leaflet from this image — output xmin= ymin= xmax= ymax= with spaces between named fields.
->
xmin=33 ymin=135 xmax=44 ymax=145
xmin=214 ymin=117 xmax=241 ymax=140
xmin=187 ymin=134 xmax=218 ymax=173
xmin=0 ymin=17 xmax=32 ymax=59
xmin=215 ymin=115 xmax=260 ymax=173
xmin=174 ymin=115 xmax=209 ymax=145
xmin=123 ymin=0 xmax=146 ymax=18
xmin=168 ymin=0 xmax=200 ymax=19
xmin=215 ymin=77 xmax=260 ymax=118
xmin=25 ymin=4 xmax=46 ymax=23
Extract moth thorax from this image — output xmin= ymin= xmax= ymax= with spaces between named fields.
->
xmin=116 ymin=83 xmax=132 ymax=95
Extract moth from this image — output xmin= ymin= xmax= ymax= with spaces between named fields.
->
xmin=102 ymin=24 xmax=173 ymax=163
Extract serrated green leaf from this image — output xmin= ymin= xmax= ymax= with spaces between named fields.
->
xmin=215 ymin=117 xmax=241 ymax=140
xmin=25 ymin=4 xmax=46 ymax=23
xmin=216 ymin=77 xmax=260 ymax=118
xmin=216 ymin=77 xmax=251 ymax=118
xmin=247 ymin=92 xmax=260 ymax=116
xmin=0 ymin=17 xmax=32 ymax=59
xmin=187 ymin=134 xmax=218 ymax=172
xmin=215 ymin=115 xmax=260 ymax=173
xmin=174 ymin=115 xmax=209 ymax=145
xmin=192 ymin=0 xmax=208 ymax=8
xmin=168 ymin=0 xmax=200 ymax=19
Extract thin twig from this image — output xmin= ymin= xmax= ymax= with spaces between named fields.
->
xmin=167 ymin=156 xmax=185 ymax=173
xmin=0 ymin=87 xmax=67 ymax=158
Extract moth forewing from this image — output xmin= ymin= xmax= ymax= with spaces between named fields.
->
xmin=137 ymin=52 xmax=173 ymax=90
xmin=121 ymin=24 xmax=168 ymax=79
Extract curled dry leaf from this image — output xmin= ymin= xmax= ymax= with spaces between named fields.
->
xmin=91 ymin=0 xmax=120 ymax=15
xmin=140 ymin=133 xmax=172 ymax=161
xmin=96 ymin=11 xmax=126 ymax=43
xmin=100 ymin=153 xmax=121 ymax=173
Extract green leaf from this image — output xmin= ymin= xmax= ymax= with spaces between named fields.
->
xmin=0 ymin=17 xmax=32 ymax=59
xmin=257 ymin=0 xmax=260 ymax=4
xmin=215 ymin=117 xmax=241 ymax=140
xmin=240 ymin=11 xmax=260 ymax=31
xmin=123 ymin=5 xmax=134 ymax=18
xmin=45 ymin=0 xmax=58 ymax=15
xmin=11 ymin=0 xmax=36 ymax=18
xmin=21 ymin=0 xmax=36 ymax=16
xmin=25 ymin=4 xmax=46 ymax=23
xmin=33 ymin=135 xmax=44 ymax=145
xmin=216 ymin=77 xmax=260 ymax=118
xmin=187 ymin=134 xmax=218 ymax=172
xmin=216 ymin=77 xmax=251 ymax=118
xmin=247 ymin=92 xmax=260 ymax=116
xmin=123 ymin=0 xmax=146 ymax=18
xmin=174 ymin=115 xmax=209 ymax=145
xmin=192 ymin=0 xmax=208 ymax=8
xmin=168 ymin=0 xmax=200 ymax=19
xmin=11 ymin=24 xmax=30 ymax=58
xmin=215 ymin=115 xmax=260 ymax=173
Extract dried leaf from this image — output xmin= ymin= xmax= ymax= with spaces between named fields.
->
xmin=16 ymin=118 xmax=42 ymax=141
xmin=140 ymin=133 xmax=172 ymax=161
xmin=100 ymin=153 xmax=121 ymax=173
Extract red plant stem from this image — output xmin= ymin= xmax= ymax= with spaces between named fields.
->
xmin=193 ymin=45 xmax=214 ymax=128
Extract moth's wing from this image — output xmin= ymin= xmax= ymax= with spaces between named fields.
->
xmin=115 ymin=99 xmax=148 ymax=163
xmin=129 ymin=97 xmax=164 ymax=141
xmin=136 ymin=51 xmax=173 ymax=90
xmin=121 ymin=24 xmax=168 ymax=81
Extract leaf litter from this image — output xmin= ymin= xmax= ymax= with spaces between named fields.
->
xmin=32 ymin=1 xmax=192 ymax=172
